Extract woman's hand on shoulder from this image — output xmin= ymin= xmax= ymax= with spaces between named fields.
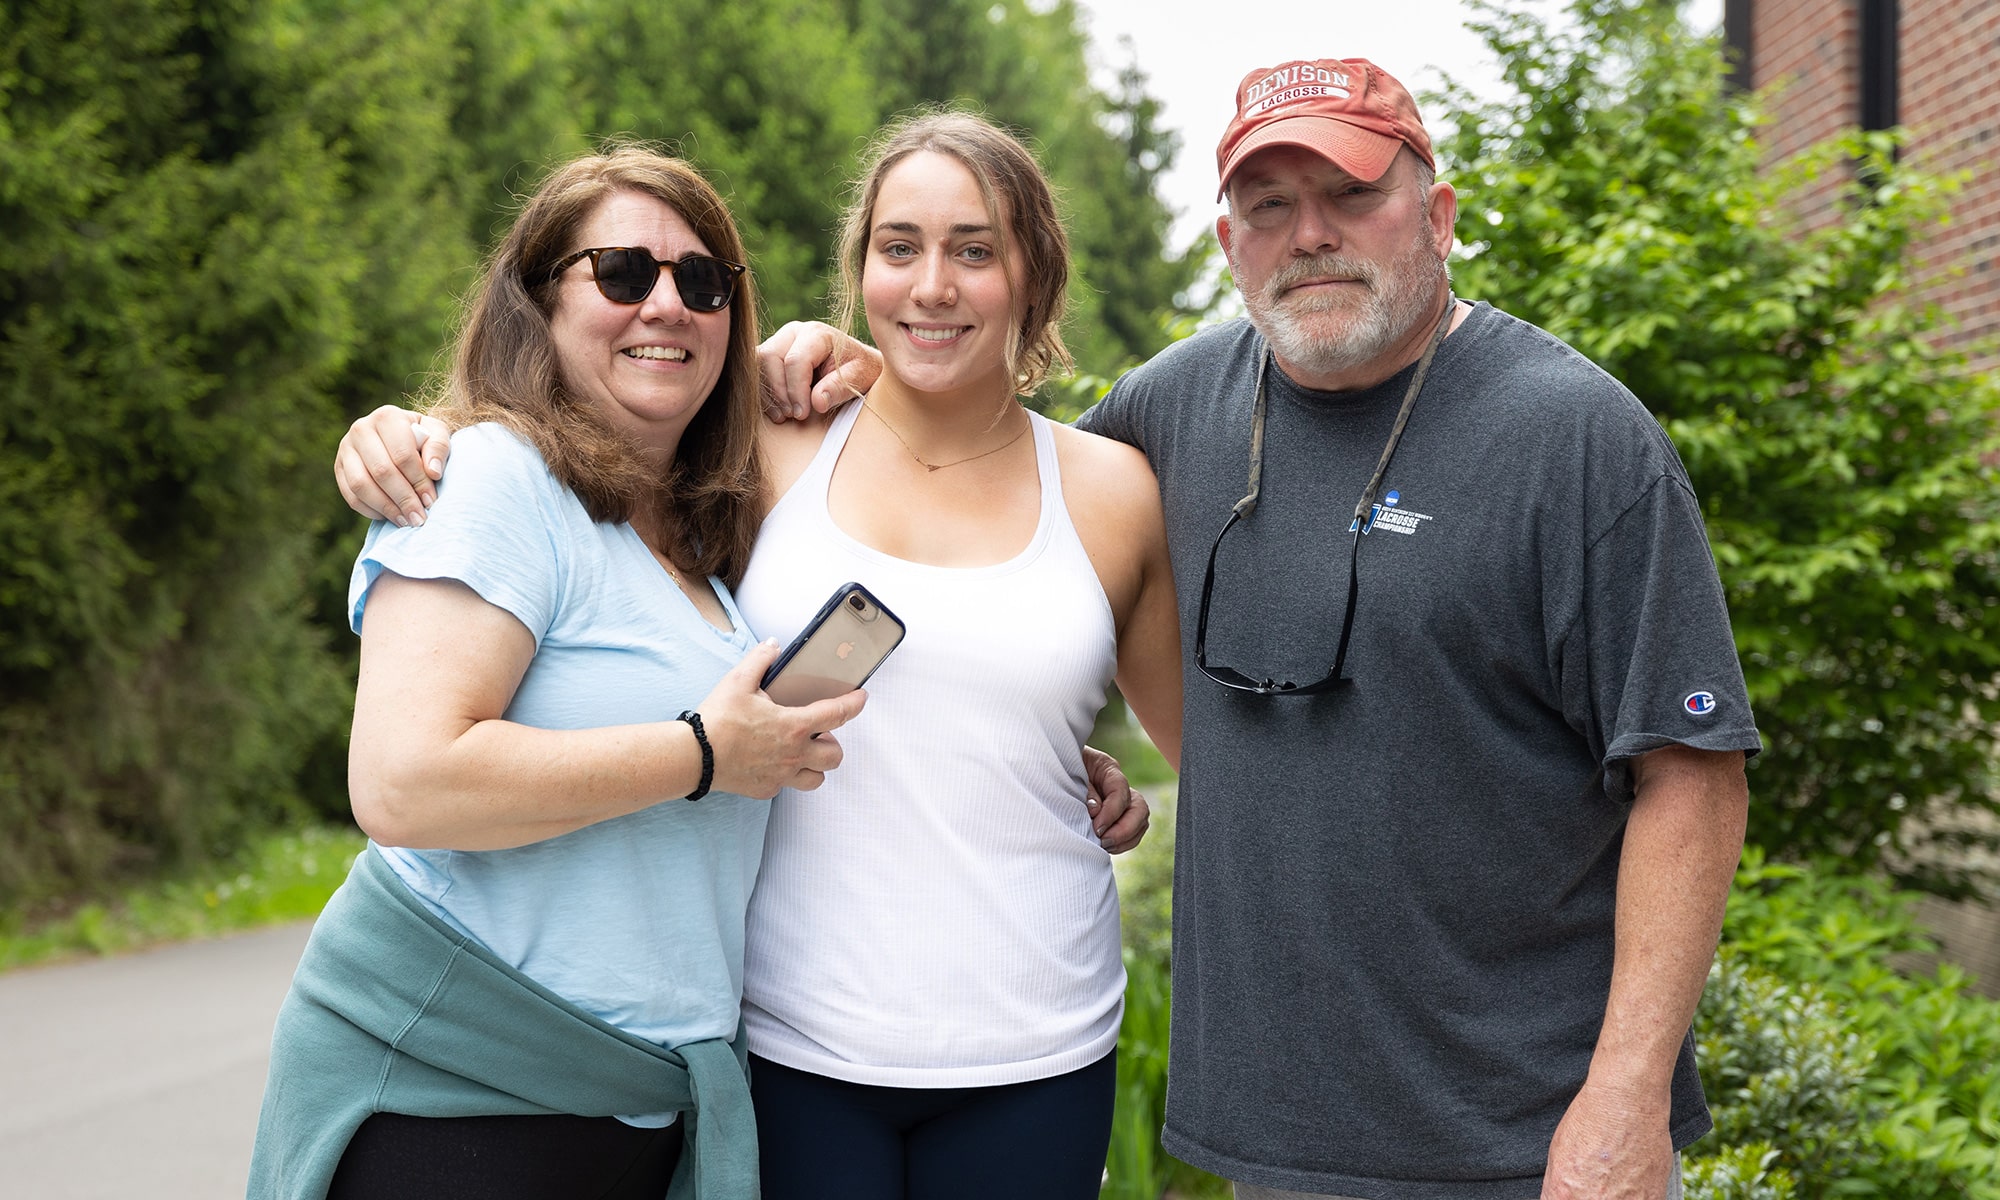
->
xmin=758 ymin=321 xmax=882 ymax=421
xmin=693 ymin=639 xmax=868 ymax=799
xmin=337 ymin=406 xmax=454 ymax=526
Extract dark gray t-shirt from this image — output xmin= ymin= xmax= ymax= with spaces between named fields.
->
xmin=1080 ymin=305 xmax=1761 ymax=1199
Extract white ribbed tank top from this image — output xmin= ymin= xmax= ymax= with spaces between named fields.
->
xmin=733 ymin=402 xmax=1125 ymax=1087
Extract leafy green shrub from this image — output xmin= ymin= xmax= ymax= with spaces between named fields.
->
xmin=1687 ymin=850 xmax=2000 ymax=1197
xmin=1694 ymin=952 xmax=1871 ymax=1188
xmin=1683 ymin=1145 xmax=1796 ymax=1200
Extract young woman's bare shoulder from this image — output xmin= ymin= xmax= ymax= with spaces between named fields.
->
xmin=1049 ymin=420 xmax=1168 ymax=619
xmin=1049 ymin=421 xmax=1159 ymax=516
xmin=758 ymin=410 xmax=840 ymax=506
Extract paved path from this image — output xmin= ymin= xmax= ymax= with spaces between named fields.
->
xmin=0 ymin=921 xmax=313 ymax=1199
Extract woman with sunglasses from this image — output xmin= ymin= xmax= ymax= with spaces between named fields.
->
xmin=334 ymin=113 xmax=1181 ymax=1199
xmin=251 ymin=145 xmax=862 ymax=1200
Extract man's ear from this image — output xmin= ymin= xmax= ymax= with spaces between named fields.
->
xmin=1426 ymin=181 xmax=1457 ymax=261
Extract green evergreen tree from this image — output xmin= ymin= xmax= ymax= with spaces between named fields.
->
xmin=0 ymin=0 xmax=473 ymax=901
xmin=548 ymin=0 xmax=880 ymax=320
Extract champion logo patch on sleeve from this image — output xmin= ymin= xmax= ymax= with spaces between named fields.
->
xmin=1684 ymin=691 xmax=1718 ymax=716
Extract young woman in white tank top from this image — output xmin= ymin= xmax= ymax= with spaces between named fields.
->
xmin=331 ymin=112 xmax=1180 ymax=1198
xmin=738 ymin=113 xmax=1180 ymax=1200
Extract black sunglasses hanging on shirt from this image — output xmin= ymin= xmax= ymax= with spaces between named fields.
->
xmin=1193 ymin=295 xmax=1456 ymax=696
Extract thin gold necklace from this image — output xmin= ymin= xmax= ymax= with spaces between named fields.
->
xmin=862 ymin=400 xmax=1030 ymax=472
xmin=636 ymin=516 xmax=684 ymax=586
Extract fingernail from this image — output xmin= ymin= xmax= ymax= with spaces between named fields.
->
xmin=406 ymin=508 xmax=425 ymax=528
xmin=427 ymin=458 xmax=443 ymax=476
xmin=421 ymin=490 xmax=436 ymax=509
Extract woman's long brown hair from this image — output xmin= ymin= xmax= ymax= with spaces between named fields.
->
xmin=425 ymin=143 xmax=765 ymax=585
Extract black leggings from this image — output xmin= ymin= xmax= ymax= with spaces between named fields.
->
xmin=325 ymin=1111 xmax=684 ymax=1200
xmin=750 ymin=1049 xmax=1117 ymax=1200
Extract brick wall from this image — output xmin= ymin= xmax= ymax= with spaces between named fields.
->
xmin=1899 ymin=804 xmax=2000 ymax=998
xmin=1901 ymin=0 xmax=2000 ymax=370
xmin=1751 ymin=0 xmax=1859 ymax=226
xmin=1749 ymin=0 xmax=2000 ymax=375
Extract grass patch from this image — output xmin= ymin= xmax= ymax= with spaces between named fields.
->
xmin=0 ymin=823 xmax=364 ymax=973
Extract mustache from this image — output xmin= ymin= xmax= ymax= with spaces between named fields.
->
xmin=1260 ymin=253 xmax=1378 ymax=300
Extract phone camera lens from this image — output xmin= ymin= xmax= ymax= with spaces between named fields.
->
xmin=848 ymin=595 xmax=865 ymax=611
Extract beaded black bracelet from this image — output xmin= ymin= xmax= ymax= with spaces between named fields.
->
xmin=678 ymin=710 xmax=714 ymax=802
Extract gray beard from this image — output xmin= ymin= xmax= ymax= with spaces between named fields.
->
xmin=1238 ymin=229 xmax=1445 ymax=383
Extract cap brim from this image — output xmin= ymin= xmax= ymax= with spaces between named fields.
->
xmin=1216 ymin=118 xmax=1404 ymax=200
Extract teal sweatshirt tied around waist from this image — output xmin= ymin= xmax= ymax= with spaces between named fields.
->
xmin=247 ymin=846 xmax=757 ymax=1200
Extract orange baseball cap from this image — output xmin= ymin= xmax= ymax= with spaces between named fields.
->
xmin=1215 ymin=58 xmax=1434 ymax=199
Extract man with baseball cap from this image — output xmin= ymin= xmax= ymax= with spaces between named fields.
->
xmin=342 ymin=53 xmax=1756 ymax=1200
xmin=1072 ymin=58 xmax=1754 ymax=1199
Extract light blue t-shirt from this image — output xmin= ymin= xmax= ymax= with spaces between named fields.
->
xmin=347 ymin=423 xmax=767 ymax=1067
